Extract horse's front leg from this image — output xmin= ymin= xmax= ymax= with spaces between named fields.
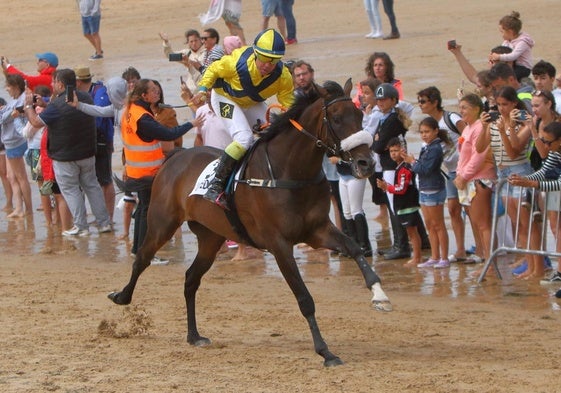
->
xmin=184 ymin=223 xmax=225 ymax=347
xmin=308 ymin=223 xmax=392 ymax=312
xmin=271 ymin=242 xmax=343 ymax=367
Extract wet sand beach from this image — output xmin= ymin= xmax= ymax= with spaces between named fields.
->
xmin=1 ymin=1 xmax=561 ymax=392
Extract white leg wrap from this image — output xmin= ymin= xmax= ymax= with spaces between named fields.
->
xmin=371 ymin=282 xmax=393 ymax=312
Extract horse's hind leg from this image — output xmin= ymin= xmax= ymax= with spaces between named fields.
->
xmin=308 ymin=223 xmax=392 ymax=312
xmin=184 ymin=222 xmax=225 ymax=347
xmin=108 ymin=208 xmax=182 ymax=305
xmin=271 ymin=242 xmax=343 ymax=367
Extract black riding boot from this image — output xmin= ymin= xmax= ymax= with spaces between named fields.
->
xmin=341 ymin=218 xmax=357 ymax=257
xmin=354 ymin=213 xmax=373 ymax=257
xmin=203 ymin=152 xmax=238 ymax=210
xmin=384 ymin=208 xmax=411 ymax=260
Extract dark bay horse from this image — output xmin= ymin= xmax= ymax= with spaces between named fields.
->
xmin=108 ymin=79 xmax=392 ymax=366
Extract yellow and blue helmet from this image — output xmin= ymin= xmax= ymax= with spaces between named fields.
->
xmin=253 ymin=29 xmax=285 ymax=59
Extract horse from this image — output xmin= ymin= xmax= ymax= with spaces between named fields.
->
xmin=108 ymin=79 xmax=392 ymax=367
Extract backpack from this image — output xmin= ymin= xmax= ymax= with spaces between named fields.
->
xmin=442 ymin=110 xmax=461 ymax=135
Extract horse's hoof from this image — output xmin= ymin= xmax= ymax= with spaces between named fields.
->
xmin=107 ymin=291 xmax=131 ymax=305
xmin=373 ymin=300 xmax=393 ymax=312
xmin=324 ymin=357 xmax=344 ymax=367
xmin=188 ymin=337 xmax=211 ymax=347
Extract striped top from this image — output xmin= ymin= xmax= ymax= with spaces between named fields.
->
xmin=489 ymin=122 xmax=529 ymax=167
xmin=526 ymin=151 xmax=561 ymax=192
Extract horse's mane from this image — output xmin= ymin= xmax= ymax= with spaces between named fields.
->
xmin=259 ymin=80 xmax=345 ymax=142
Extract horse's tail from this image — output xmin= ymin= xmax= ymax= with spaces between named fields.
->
xmin=113 ymin=174 xmax=127 ymax=193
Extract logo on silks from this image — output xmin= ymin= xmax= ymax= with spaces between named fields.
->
xmin=219 ymin=102 xmax=234 ymax=119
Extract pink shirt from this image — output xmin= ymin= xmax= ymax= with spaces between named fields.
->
xmin=457 ymin=120 xmax=497 ymax=181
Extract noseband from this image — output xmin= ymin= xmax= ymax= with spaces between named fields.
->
xmin=289 ymin=96 xmax=355 ymax=159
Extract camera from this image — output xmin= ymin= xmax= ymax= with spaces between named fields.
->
xmin=447 ymin=40 xmax=457 ymax=50
xmin=66 ymin=85 xmax=75 ymax=102
xmin=168 ymin=53 xmax=183 ymax=62
xmin=487 ymin=111 xmax=500 ymax=122
xmin=15 ymin=106 xmax=25 ymax=113
xmin=518 ymin=110 xmax=528 ymax=121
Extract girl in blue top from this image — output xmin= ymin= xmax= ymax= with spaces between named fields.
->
xmin=403 ymin=117 xmax=450 ymax=268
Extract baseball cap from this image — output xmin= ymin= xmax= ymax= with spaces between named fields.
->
xmin=36 ymin=52 xmax=59 ymax=67
xmin=375 ymin=83 xmax=399 ymax=100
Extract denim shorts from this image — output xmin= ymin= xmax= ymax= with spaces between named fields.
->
xmin=81 ymin=15 xmax=101 ymax=35
xmin=445 ymin=171 xmax=459 ymax=199
xmin=419 ymin=188 xmax=447 ymax=206
xmin=497 ymin=163 xmax=533 ymax=198
xmin=6 ymin=142 xmax=27 ymax=159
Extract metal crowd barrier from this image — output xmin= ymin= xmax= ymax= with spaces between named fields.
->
xmin=477 ymin=178 xmax=561 ymax=283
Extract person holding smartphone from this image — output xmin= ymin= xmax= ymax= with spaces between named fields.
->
xmin=0 ymin=74 xmax=32 ymax=218
xmin=24 ymin=68 xmax=112 ymax=237
xmin=159 ymin=29 xmax=206 ymax=93
xmin=477 ymin=86 xmax=544 ymax=279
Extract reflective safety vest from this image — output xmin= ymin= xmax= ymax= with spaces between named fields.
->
xmin=121 ymin=103 xmax=165 ymax=179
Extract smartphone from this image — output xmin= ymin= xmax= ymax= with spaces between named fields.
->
xmin=447 ymin=40 xmax=457 ymax=50
xmin=66 ymin=85 xmax=75 ymax=102
xmin=169 ymin=53 xmax=183 ymax=61
xmin=518 ymin=110 xmax=528 ymax=121
xmin=488 ymin=111 xmax=500 ymax=122
xmin=180 ymin=75 xmax=185 ymax=85
xmin=15 ymin=106 xmax=25 ymax=113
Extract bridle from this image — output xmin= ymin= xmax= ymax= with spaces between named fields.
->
xmin=290 ymin=96 xmax=355 ymax=161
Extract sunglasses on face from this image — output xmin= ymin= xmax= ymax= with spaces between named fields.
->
xmin=539 ymin=136 xmax=558 ymax=146
xmin=418 ymin=99 xmax=428 ymax=104
xmin=254 ymin=52 xmax=281 ymax=65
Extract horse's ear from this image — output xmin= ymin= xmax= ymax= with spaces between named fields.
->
xmin=343 ymin=78 xmax=353 ymax=97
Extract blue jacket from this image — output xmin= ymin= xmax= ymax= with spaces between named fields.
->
xmin=412 ymin=138 xmax=446 ymax=192
xmin=90 ymin=82 xmax=114 ymax=146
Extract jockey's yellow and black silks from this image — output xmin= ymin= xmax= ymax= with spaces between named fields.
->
xmin=199 ymin=46 xmax=294 ymax=109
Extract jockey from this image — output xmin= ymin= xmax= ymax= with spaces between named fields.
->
xmin=191 ymin=28 xmax=295 ymax=209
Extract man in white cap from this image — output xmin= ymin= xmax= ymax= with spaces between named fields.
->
xmin=0 ymin=51 xmax=58 ymax=91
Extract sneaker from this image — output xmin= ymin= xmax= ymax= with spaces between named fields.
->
xmin=62 ymin=225 xmax=89 ymax=237
xmin=512 ymin=260 xmax=528 ymax=275
xmin=89 ymin=53 xmax=104 ymax=60
xmin=225 ymin=240 xmax=238 ymax=249
xmin=418 ymin=258 xmax=439 ymax=268
xmin=150 ymin=256 xmax=169 ymax=265
xmin=448 ymin=254 xmax=467 ymax=263
xmin=540 ymin=271 xmax=561 ymax=285
xmin=545 ymin=255 xmax=553 ymax=271
xmin=383 ymin=32 xmax=400 ymax=40
xmin=466 ymin=255 xmax=483 ymax=264
xmin=99 ymin=224 xmax=112 ymax=233
xmin=434 ymin=259 xmax=451 ymax=269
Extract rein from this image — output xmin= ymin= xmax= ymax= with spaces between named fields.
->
xmin=289 ymin=96 xmax=353 ymax=161
xmin=236 ymin=96 xmax=352 ymax=189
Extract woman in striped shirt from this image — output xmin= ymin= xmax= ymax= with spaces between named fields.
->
xmin=509 ymin=121 xmax=561 ymax=282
